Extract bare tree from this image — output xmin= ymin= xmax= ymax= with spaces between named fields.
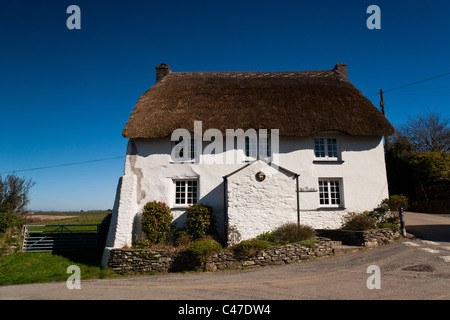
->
xmin=398 ymin=110 xmax=450 ymax=152
xmin=0 ymin=174 xmax=36 ymax=214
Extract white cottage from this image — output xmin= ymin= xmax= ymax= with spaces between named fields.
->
xmin=102 ymin=63 xmax=394 ymax=266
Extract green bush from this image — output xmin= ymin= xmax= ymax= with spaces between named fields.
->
xmin=141 ymin=201 xmax=173 ymax=244
xmin=341 ymin=212 xmax=376 ymax=231
xmin=382 ymin=195 xmax=409 ymax=211
xmin=233 ymin=238 xmax=271 ymax=256
xmin=187 ymin=237 xmax=222 ymax=269
xmin=186 ymin=204 xmax=215 ymax=240
xmin=409 ymin=152 xmax=450 ymax=183
xmin=256 ymin=230 xmax=277 ymax=243
xmin=275 ymin=222 xmax=316 ymax=243
xmin=367 ymin=195 xmax=408 ymax=227
xmin=0 ymin=212 xmax=25 ymax=234
xmin=377 ymin=222 xmax=400 ymax=231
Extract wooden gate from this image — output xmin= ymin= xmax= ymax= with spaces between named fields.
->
xmin=22 ymin=224 xmax=99 ymax=252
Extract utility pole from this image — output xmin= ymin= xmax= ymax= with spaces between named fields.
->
xmin=380 ymin=89 xmax=391 ymax=150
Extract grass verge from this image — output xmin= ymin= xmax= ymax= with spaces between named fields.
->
xmin=0 ymin=250 xmax=119 ymax=286
xmin=1 ymin=210 xmax=118 ymax=286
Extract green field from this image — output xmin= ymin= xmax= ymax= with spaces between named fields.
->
xmin=28 ymin=210 xmax=109 ymax=225
xmin=0 ymin=210 xmax=122 ymax=286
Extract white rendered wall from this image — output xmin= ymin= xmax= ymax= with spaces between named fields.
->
xmin=102 ymin=132 xmax=389 ymax=260
xmin=226 ymin=160 xmax=297 ymax=241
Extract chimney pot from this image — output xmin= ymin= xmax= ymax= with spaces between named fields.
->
xmin=334 ymin=63 xmax=347 ymax=78
xmin=156 ymin=63 xmax=171 ymax=82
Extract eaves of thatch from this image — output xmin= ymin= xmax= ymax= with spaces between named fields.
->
xmin=122 ymin=64 xmax=394 ymax=139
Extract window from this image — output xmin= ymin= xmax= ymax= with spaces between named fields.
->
xmin=175 ymin=180 xmax=198 ymax=205
xmin=318 ymin=179 xmax=342 ymax=207
xmin=314 ymin=138 xmax=339 ymax=160
xmin=245 ymin=137 xmax=271 ymax=159
xmin=173 ymin=139 xmax=197 ymax=161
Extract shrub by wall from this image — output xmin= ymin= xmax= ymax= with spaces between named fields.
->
xmin=187 ymin=237 xmax=223 ymax=270
xmin=141 ymin=201 xmax=172 ymax=244
xmin=185 ymin=204 xmax=215 ymax=240
xmin=0 ymin=212 xmax=25 ymax=256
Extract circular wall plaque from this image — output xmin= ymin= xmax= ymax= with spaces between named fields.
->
xmin=255 ymin=171 xmax=266 ymax=182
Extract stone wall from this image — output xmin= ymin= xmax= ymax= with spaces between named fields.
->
xmin=0 ymin=228 xmax=23 ymax=257
xmin=108 ymin=240 xmax=334 ymax=275
xmin=316 ymin=228 xmax=401 ymax=247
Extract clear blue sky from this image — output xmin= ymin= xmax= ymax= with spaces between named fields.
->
xmin=1 ymin=0 xmax=449 ymax=211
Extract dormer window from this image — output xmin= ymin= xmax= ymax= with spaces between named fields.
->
xmin=245 ymin=136 xmax=271 ymax=160
xmin=314 ymin=138 xmax=339 ymax=161
xmin=172 ymin=139 xmax=197 ymax=162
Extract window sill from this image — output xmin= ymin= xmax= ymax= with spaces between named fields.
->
xmin=317 ymin=207 xmax=346 ymax=211
xmin=172 ymin=205 xmax=194 ymax=210
xmin=313 ymin=160 xmax=345 ymax=164
xmin=170 ymin=160 xmax=196 ymax=164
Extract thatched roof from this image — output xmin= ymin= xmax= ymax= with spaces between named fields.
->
xmin=123 ymin=64 xmax=394 ymax=138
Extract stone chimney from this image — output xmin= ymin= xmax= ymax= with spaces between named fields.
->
xmin=334 ymin=63 xmax=347 ymax=78
xmin=156 ymin=63 xmax=171 ymax=82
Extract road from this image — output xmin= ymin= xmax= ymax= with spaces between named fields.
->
xmin=1 ymin=211 xmax=449 ymax=300
xmin=404 ymin=211 xmax=450 ymax=242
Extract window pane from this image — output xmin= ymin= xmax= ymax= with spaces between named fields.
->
xmin=327 ymin=139 xmax=338 ymax=158
xmin=314 ymin=138 xmax=325 ymax=158
xmin=174 ymin=140 xmax=196 ymax=160
xmin=174 ymin=140 xmax=184 ymax=158
xmin=259 ymin=137 xmax=270 ymax=158
xmin=245 ymin=137 xmax=257 ymax=158
xmin=187 ymin=180 xmax=197 ymax=204
xmin=175 ymin=180 xmax=198 ymax=205
xmin=190 ymin=139 xmax=196 ymax=159
xmin=319 ymin=179 xmax=341 ymax=206
xmin=318 ymin=180 xmax=329 ymax=204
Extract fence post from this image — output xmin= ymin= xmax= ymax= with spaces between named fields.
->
xmin=21 ymin=225 xmax=28 ymax=252
xmin=399 ymin=207 xmax=406 ymax=237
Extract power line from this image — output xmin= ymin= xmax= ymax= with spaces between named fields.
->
xmin=366 ymin=71 xmax=450 ymax=97
xmin=390 ymin=92 xmax=450 ymax=97
xmin=0 ymin=156 xmax=125 ymax=174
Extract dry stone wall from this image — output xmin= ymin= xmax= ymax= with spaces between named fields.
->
xmin=316 ymin=228 xmax=400 ymax=247
xmin=108 ymin=228 xmax=401 ymax=275
xmin=108 ymin=240 xmax=334 ymax=275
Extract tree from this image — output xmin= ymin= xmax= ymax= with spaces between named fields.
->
xmin=0 ymin=174 xmax=35 ymax=214
xmin=385 ymin=130 xmax=415 ymax=198
xmin=397 ymin=110 xmax=449 ymax=152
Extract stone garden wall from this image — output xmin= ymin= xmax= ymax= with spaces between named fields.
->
xmin=316 ymin=228 xmax=401 ymax=247
xmin=108 ymin=228 xmax=401 ymax=275
xmin=108 ymin=240 xmax=334 ymax=275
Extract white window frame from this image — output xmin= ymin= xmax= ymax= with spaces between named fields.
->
xmin=172 ymin=139 xmax=197 ymax=162
xmin=174 ymin=179 xmax=198 ymax=207
xmin=245 ymin=136 xmax=271 ymax=160
xmin=314 ymin=137 xmax=340 ymax=161
xmin=318 ymin=179 xmax=343 ymax=208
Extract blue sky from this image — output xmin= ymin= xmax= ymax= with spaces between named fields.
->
xmin=1 ymin=0 xmax=449 ymax=211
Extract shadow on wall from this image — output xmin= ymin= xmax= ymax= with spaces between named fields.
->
xmin=280 ymin=135 xmax=380 ymax=154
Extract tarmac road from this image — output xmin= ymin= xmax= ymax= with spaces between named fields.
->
xmin=1 ymin=211 xmax=449 ymax=300
xmin=404 ymin=211 xmax=450 ymax=242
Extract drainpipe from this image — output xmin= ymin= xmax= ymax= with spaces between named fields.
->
xmin=223 ymin=176 xmax=228 ymax=245
xmin=295 ymin=174 xmax=300 ymax=225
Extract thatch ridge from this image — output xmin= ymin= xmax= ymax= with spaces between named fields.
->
xmin=123 ymin=67 xmax=394 ymax=138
